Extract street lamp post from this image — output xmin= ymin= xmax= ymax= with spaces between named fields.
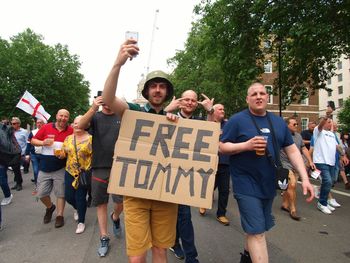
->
xmin=278 ymin=39 xmax=282 ymax=117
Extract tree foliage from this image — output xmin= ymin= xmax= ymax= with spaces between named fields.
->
xmin=168 ymin=0 xmax=350 ymax=116
xmin=0 ymin=29 xmax=90 ymax=126
xmin=337 ymin=98 xmax=350 ymax=132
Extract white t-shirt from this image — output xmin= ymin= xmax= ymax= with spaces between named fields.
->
xmin=313 ymin=126 xmax=337 ymax=166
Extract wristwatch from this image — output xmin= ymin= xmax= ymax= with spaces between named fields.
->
xmin=207 ymin=106 xmax=214 ymax=114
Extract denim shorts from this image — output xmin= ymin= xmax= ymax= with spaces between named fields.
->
xmin=234 ymin=193 xmax=275 ymax=234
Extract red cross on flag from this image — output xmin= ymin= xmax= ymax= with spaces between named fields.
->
xmin=16 ymin=90 xmax=51 ymax=123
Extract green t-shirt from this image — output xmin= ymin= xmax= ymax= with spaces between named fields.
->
xmin=127 ymin=102 xmax=166 ymax=115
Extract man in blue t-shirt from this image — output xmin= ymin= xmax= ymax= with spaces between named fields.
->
xmin=220 ymin=83 xmax=314 ymax=263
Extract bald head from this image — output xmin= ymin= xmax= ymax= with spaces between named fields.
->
xmin=247 ymin=82 xmax=266 ymax=96
xmin=56 ymin=109 xmax=70 ymax=130
xmin=181 ymin=90 xmax=198 ymax=100
xmin=246 ymin=82 xmax=268 ymax=116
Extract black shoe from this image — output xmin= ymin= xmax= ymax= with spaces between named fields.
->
xmin=240 ymin=250 xmax=252 ymax=263
xmin=43 ymin=204 xmax=56 ymax=224
xmin=16 ymin=184 xmax=22 ymax=191
xmin=31 ymin=178 xmax=35 ymax=183
xmin=11 ymin=184 xmax=18 ymax=190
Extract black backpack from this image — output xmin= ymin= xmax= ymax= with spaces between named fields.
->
xmin=0 ymin=123 xmax=21 ymax=166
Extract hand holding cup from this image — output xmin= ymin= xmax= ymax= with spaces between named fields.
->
xmin=255 ymin=135 xmax=268 ymax=156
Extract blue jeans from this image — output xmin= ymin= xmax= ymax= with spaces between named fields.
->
xmin=175 ymin=205 xmax=198 ymax=263
xmin=64 ymin=171 xmax=87 ymax=223
xmin=316 ymin=163 xmax=335 ymax=206
xmin=0 ymin=164 xmax=11 ymax=198
xmin=30 ymin=153 xmax=40 ymax=184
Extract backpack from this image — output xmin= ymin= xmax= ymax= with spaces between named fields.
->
xmin=0 ymin=123 xmax=21 ymax=166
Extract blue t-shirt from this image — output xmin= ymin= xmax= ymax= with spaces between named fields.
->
xmin=221 ymin=109 xmax=294 ymax=199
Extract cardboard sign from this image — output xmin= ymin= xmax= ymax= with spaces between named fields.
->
xmin=107 ymin=110 xmax=220 ymax=208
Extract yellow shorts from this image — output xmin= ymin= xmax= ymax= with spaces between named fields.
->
xmin=124 ymin=196 xmax=178 ymax=256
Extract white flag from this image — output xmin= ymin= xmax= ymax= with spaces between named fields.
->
xmin=16 ymin=90 xmax=51 ymax=123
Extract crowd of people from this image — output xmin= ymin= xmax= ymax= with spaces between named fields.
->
xmin=0 ymin=39 xmax=348 ymax=263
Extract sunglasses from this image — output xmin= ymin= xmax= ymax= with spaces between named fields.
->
xmin=11 ymin=122 xmax=19 ymax=125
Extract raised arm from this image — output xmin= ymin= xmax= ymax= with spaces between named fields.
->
xmin=102 ymin=40 xmax=139 ymax=117
xmin=77 ymin=97 xmax=103 ymax=129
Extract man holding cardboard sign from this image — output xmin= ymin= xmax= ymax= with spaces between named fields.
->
xmin=102 ymin=39 xmax=218 ymax=262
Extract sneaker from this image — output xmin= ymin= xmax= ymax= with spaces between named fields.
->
xmin=74 ymin=210 xmax=79 ymax=221
xmin=1 ymin=194 xmax=13 ymax=206
xmin=75 ymin=223 xmax=85 ymax=234
xmin=169 ymin=244 xmax=185 ymax=260
xmin=97 ymin=236 xmax=110 ymax=257
xmin=43 ymin=204 xmax=56 ymax=224
xmin=55 ymin=216 xmax=64 ymax=228
xmin=328 ymin=198 xmax=341 ymax=208
xmin=110 ymin=212 xmax=121 ymax=237
xmin=327 ymin=204 xmax=335 ymax=211
xmin=317 ymin=202 xmax=332 ymax=215
xmin=216 ymin=216 xmax=230 ymax=226
xmin=240 ymin=250 xmax=252 ymax=263
xmin=16 ymin=184 xmax=22 ymax=191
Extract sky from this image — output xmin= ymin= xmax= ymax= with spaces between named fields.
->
xmin=0 ymin=0 xmax=200 ymax=101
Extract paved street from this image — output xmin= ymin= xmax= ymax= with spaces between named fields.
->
xmin=1 ymin=168 xmax=350 ymax=263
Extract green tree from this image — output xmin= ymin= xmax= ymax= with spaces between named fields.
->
xmin=0 ymin=29 xmax=90 ymax=126
xmin=337 ymin=98 xmax=350 ymax=132
xmin=169 ymin=0 xmax=350 ymax=116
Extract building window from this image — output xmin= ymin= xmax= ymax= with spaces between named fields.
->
xmin=338 ymin=73 xmax=343 ymax=82
xmin=264 ymin=61 xmax=272 ymax=73
xmin=263 ymin=40 xmax=271 ymax=48
xmin=300 ymin=97 xmax=309 ymax=105
xmin=338 ymin=86 xmax=343 ymax=95
xmin=338 ymin=61 xmax=342 ymax=70
xmin=327 ymin=78 xmax=331 ymax=85
xmin=339 ymin=98 xmax=344 ymax=108
xmin=301 ymin=118 xmax=308 ymax=131
xmin=265 ymin=85 xmax=273 ymax=104
xmin=328 ymin=90 xmax=332 ymax=97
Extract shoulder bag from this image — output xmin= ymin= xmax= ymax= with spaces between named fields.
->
xmin=248 ymin=112 xmax=289 ymax=190
xmin=73 ymin=136 xmax=92 ymax=188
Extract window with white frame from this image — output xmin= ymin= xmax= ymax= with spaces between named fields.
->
xmin=339 ymin=98 xmax=344 ymax=108
xmin=265 ymin=85 xmax=273 ymax=104
xmin=338 ymin=61 xmax=342 ymax=70
xmin=301 ymin=118 xmax=308 ymax=131
xmin=264 ymin=61 xmax=272 ymax=73
xmin=338 ymin=73 xmax=343 ymax=82
xmin=300 ymin=97 xmax=309 ymax=105
xmin=338 ymin=86 xmax=343 ymax=94
xmin=328 ymin=90 xmax=332 ymax=97
xmin=327 ymin=78 xmax=331 ymax=85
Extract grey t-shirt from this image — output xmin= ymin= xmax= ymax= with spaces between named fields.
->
xmin=280 ymin=132 xmax=304 ymax=171
xmin=89 ymin=111 xmax=121 ymax=168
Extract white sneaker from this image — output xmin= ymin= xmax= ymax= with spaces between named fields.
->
xmin=1 ymin=194 xmax=13 ymax=206
xmin=328 ymin=198 xmax=341 ymax=208
xmin=327 ymin=204 xmax=335 ymax=211
xmin=317 ymin=202 xmax=332 ymax=214
xmin=75 ymin=223 xmax=85 ymax=234
xmin=73 ymin=210 xmax=79 ymax=221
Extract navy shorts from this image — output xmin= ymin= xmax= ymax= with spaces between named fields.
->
xmin=234 ymin=193 xmax=275 ymax=234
